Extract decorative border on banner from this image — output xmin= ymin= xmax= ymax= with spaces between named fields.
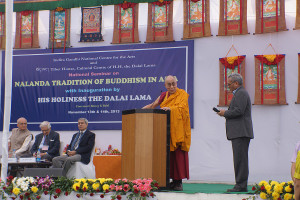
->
xmin=254 ymin=54 xmax=287 ymax=105
xmin=49 ymin=7 xmax=71 ymax=53
xmin=218 ymin=55 xmax=246 ymax=107
xmin=14 ymin=10 xmax=39 ymax=49
xmin=183 ymin=0 xmax=211 ymax=39
xmin=80 ymin=7 xmax=103 ymax=43
xmin=218 ymin=0 xmax=248 ymax=36
xmin=146 ymin=0 xmax=174 ymax=43
xmin=255 ymin=0 xmax=287 ymax=34
xmin=112 ymin=2 xmax=140 ymax=44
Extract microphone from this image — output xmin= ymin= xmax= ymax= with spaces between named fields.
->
xmin=213 ymin=107 xmax=220 ymax=112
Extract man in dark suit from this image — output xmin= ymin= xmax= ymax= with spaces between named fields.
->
xmin=217 ymin=73 xmax=254 ymax=192
xmin=30 ymin=121 xmax=60 ymax=161
xmin=52 ymin=118 xmax=95 ymax=176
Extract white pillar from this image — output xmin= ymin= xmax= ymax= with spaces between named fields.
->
xmin=1 ymin=0 xmax=14 ymax=181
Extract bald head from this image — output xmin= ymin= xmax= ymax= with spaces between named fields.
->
xmin=164 ymin=75 xmax=178 ymax=94
xmin=17 ymin=117 xmax=27 ymax=131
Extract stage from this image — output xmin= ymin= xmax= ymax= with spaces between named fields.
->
xmin=155 ymin=183 xmax=255 ymax=200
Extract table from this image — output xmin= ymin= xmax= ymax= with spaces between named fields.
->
xmin=93 ymin=155 xmax=121 ymax=179
xmin=5 ymin=162 xmax=52 ymax=177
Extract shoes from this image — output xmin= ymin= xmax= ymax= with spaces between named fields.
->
xmin=173 ymin=183 xmax=183 ymax=191
xmin=227 ymin=188 xmax=248 ymax=192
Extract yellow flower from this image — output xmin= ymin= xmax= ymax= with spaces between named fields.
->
xmin=82 ymin=183 xmax=88 ymax=190
xmin=92 ymin=183 xmax=100 ymax=190
xmin=274 ymin=184 xmax=283 ymax=193
xmin=280 ymin=182 xmax=286 ymax=186
xmin=88 ymin=179 xmax=95 ymax=183
xmin=288 ymin=180 xmax=294 ymax=185
xmin=226 ymin=56 xmax=238 ymax=65
xmin=271 ymin=181 xmax=279 ymax=186
xmin=260 ymin=192 xmax=267 ymax=199
xmin=31 ymin=186 xmax=38 ymax=193
xmin=265 ymin=185 xmax=272 ymax=194
xmin=73 ymin=183 xmax=80 ymax=191
xmin=263 ymin=55 xmax=276 ymax=62
xmin=99 ymin=178 xmax=106 ymax=184
xmin=284 ymin=193 xmax=293 ymax=200
xmin=13 ymin=188 xmax=20 ymax=195
xmin=285 ymin=185 xmax=292 ymax=193
xmin=259 ymin=180 xmax=268 ymax=186
xmin=102 ymin=184 xmax=109 ymax=191
xmin=105 ymin=178 xmax=113 ymax=182
xmin=272 ymin=192 xmax=280 ymax=200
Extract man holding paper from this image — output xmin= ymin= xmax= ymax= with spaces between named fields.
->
xmin=30 ymin=121 xmax=60 ymax=161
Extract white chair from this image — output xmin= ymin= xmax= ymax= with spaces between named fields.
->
xmin=66 ymin=145 xmax=96 ymax=179
xmin=59 ymin=141 xmax=65 ymax=155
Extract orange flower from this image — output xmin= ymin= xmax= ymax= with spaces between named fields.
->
xmin=158 ymin=0 xmax=164 ymax=3
xmin=263 ymin=55 xmax=276 ymax=62
xmin=226 ymin=56 xmax=238 ymax=65
xmin=55 ymin=7 xmax=64 ymax=12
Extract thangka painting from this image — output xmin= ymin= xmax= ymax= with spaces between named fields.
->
xmin=254 ymin=55 xmax=286 ymax=105
xmin=255 ymin=0 xmax=286 ymax=34
xmin=112 ymin=2 xmax=139 ymax=44
xmin=15 ymin=11 xmax=39 ymax=49
xmin=295 ymin=0 xmax=300 ymax=29
xmin=218 ymin=56 xmax=246 ymax=106
xmin=49 ymin=8 xmax=70 ymax=52
xmin=183 ymin=0 xmax=211 ymax=39
xmin=218 ymin=0 xmax=248 ymax=36
xmin=146 ymin=1 xmax=173 ymax=43
xmin=0 ymin=12 xmax=5 ymax=49
xmin=80 ymin=7 xmax=103 ymax=42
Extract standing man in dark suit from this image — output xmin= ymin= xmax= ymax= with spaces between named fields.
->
xmin=52 ymin=118 xmax=95 ymax=176
xmin=217 ymin=73 xmax=254 ymax=192
xmin=31 ymin=121 xmax=60 ymax=161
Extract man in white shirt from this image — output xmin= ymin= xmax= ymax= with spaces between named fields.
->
xmin=8 ymin=117 xmax=33 ymax=158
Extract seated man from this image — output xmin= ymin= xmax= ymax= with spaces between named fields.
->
xmin=8 ymin=117 xmax=33 ymax=158
xmin=52 ymin=118 xmax=95 ymax=176
xmin=30 ymin=121 xmax=60 ymax=161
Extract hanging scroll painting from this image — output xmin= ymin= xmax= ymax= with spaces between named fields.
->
xmin=218 ymin=0 xmax=248 ymax=36
xmin=183 ymin=0 xmax=211 ymax=39
xmin=146 ymin=1 xmax=173 ymax=43
xmin=254 ymin=55 xmax=286 ymax=105
xmin=295 ymin=0 xmax=300 ymax=29
xmin=112 ymin=2 xmax=139 ymax=44
xmin=255 ymin=0 xmax=287 ymax=34
xmin=218 ymin=56 xmax=246 ymax=106
xmin=15 ymin=11 xmax=39 ymax=49
xmin=49 ymin=8 xmax=70 ymax=52
xmin=0 ymin=12 xmax=5 ymax=49
xmin=80 ymin=7 xmax=103 ymax=42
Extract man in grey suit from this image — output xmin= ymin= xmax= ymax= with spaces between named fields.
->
xmin=217 ymin=73 xmax=254 ymax=192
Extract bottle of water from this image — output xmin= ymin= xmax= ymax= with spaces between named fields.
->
xmin=12 ymin=149 xmax=16 ymax=158
xmin=36 ymin=149 xmax=41 ymax=162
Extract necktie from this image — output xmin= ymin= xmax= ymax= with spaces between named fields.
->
xmin=73 ymin=131 xmax=83 ymax=150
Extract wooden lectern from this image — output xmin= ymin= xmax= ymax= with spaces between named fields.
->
xmin=121 ymin=109 xmax=170 ymax=189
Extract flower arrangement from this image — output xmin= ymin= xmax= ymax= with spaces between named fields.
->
xmin=0 ymin=176 xmax=158 ymax=200
xmin=102 ymin=145 xmax=122 ymax=155
xmin=246 ymin=180 xmax=294 ymax=200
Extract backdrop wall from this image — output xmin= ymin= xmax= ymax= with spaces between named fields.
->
xmin=1 ymin=0 xmax=300 ymax=184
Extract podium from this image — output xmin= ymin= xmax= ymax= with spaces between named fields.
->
xmin=121 ymin=109 xmax=170 ymax=188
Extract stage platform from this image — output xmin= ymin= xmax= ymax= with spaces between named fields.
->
xmin=155 ymin=183 xmax=255 ymax=200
